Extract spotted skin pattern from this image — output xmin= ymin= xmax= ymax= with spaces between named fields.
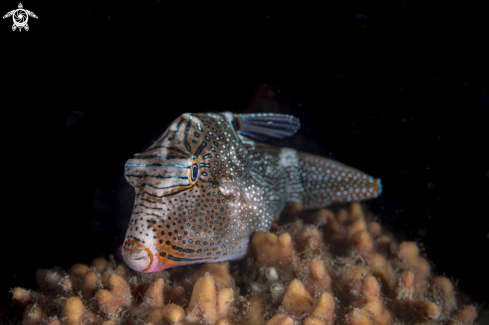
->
xmin=122 ymin=112 xmax=382 ymax=273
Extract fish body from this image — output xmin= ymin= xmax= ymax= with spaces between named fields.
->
xmin=122 ymin=112 xmax=382 ymax=273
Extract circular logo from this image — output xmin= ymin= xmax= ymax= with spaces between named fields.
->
xmin=13 ymin=10 xmax=28 ymax=27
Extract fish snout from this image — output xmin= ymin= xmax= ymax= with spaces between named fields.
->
xmin=122 ymin=239 xmax=154 ymax=273
xmin=122 ymin=249 xmax=151 ymax=272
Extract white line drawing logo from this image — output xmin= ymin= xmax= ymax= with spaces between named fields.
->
xmin=3 ymin=3 xmax=38 ymax=32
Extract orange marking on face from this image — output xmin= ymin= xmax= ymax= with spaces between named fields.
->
xmin=123 ymin=238 xmax=143 ymax=252
xmin=141 ymin=247 xmax=154 ymax=273
xmin=170 ymin=183 xmax=195 ymax=194
xmin=155 ymin=250 xmax=188 ymax=270
xmin=162 ymin=257 xmax=183 ymax=269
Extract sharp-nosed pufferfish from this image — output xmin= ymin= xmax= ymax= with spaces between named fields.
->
xmin=122 ymin=112 xmax=382 ymax=273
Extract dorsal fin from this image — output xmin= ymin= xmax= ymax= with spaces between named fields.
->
xmin=229 ymin=113 xmax=300 ymax=141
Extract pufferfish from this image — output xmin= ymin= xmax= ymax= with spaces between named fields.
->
xmin=122 ymin=112 xmax=382 ymax=273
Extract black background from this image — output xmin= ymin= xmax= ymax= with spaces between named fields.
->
xmin=1 ymin=0 xmax=488 ymax=310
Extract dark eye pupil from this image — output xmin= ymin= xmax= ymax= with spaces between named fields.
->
xmin=191 ymin=163 xmax=199 ymax=182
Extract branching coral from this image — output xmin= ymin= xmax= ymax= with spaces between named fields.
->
xmin=8 ymin=203 xmax=480 ymax=325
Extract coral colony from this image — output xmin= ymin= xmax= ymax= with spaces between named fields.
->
xmin=9 ymin=203 xmax=478 ymax=325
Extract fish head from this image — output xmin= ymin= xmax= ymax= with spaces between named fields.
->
xmin=122 ymin=113 xmax=247 ymax=273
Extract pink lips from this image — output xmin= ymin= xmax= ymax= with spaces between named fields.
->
xmin=122 ymin=248 xmax=152 ymax=272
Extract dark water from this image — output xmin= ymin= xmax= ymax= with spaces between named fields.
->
xmin=2 ymin=1 xmax=488 ymax=310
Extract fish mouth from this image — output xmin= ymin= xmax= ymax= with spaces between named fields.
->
xmin=122 ymin=246 xmax=153 ymax=273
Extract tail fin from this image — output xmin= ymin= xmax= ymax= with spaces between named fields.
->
xmin=290 ymin=151 xmax=382 ymax=209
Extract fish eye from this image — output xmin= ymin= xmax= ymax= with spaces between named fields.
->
xmin=190 ymin=162 xmax=199 ymax=183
